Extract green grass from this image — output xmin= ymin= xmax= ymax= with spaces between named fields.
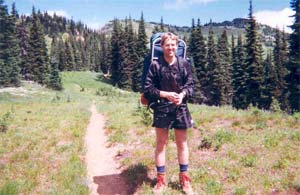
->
xmin=1 ymin=71 xmax=300 ymax=195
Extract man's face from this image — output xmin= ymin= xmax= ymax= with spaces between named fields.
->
xmin=162 ymin=38 xmax=178 ymax=58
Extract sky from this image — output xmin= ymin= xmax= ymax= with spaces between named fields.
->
xmin=4 ymin=0 xmax=294 ymax=33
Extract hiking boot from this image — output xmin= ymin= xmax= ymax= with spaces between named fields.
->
xmin=153 ymin=173 xmax=166 ymax=195
xmin=179 ymin=172 xmax=193 ymax=194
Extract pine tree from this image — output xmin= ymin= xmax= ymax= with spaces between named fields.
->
xmin=286 ymin=0 xmax=300 ymax=112
xmin=28 ymin=7 xmax=50 ymax=85
xmin=133 ymin=12 xmax=148 ymax=92
xmin=7 ymin=4 xmax=21 ymax=86
xmin=123 ymin=17 xmax=139 ymax=92
xmin=64 ymin=36 xmax=75 ymax=71
xmin=273 ymin=28 xmax=289 ymax=110
xmin=82 ymin=35 xmax=91 ymax=70
xmin=17 ymin=16 xmax=31 ymax=80
xmin=160 ymin=16 xmax=165 ymax=32
xmin=58 ymin=37 xmax=67 ymax=71
xmin=11 ymin=2 xmax=18 ymax=19
xmin=232 ymin=34 xmax=248 ymax=109
xmin=279 ymin=29 xmax=290 ymax=110
xmin=217 ymin=29 xmax=232 ymax=105
xmin=49 ymin=35 xmax=62 ymax=90
xmin=189 ymin=18 xmax=207 ymax=103
xmin=191 ymin=63 xmax=204 ymax=104
xmin=0 ymin=1 xmax=21 ymax=87
xmin=99 ymin=33 xmax=111 ymax=74
xmin=86 ymin=34 xmax=96 ymax=71
xmin=244 ymin=0 xmax=265 ymax=108
xmin=110 ymin=18 xmax=122 ymax=86
xmin=70 ymin=34 xmax=83 ymax=70
xmin=0 ymin=0 xmax=9 ymax=86
xmin=188 ymin=18 xmax=196 ymax=58
xmin=262 ymin=50 xmax=277 ymax=109
xmin=152 ymin=25 xmax=160 ymax=34
xmin=94 ymin=34 xmax=102 ymax=72
xmin=206 ymin=23 xmax=224 ymax=106
xmin=118 ymin=17 xmax=131 ymax=90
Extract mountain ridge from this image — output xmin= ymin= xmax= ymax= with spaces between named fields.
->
xmin=99 ymin=17 xmax=281 ymax=48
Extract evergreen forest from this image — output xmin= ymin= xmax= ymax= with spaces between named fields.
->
xmin=0 ymin=0 xmax=299 ymax=112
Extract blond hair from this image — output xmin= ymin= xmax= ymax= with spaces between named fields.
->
xmin=160 ymin=32 xmax=178 ymax=46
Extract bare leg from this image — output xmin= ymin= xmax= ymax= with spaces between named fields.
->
xmin=174 ymin=129 xmax=189 ymax=165
xmin=155 ymin=128 xmax=169 ymax=166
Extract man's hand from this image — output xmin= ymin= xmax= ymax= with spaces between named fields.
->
xmin=174 ymin=92 xmax=185 ymax=106
xmin=160 ymin=91 xmax=185 ymax=106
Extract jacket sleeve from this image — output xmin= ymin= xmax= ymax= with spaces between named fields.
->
xmin=181 ymin=59 xmax=194 ymax=99
xmin=143 ymin=61 xmax=160 ymax=100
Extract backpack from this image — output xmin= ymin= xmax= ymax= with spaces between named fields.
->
xmin=140 ymin=32 xmax=187 ymax=106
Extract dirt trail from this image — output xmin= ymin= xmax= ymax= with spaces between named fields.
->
xmin=85 ymin=104 xmax=129 ymax=195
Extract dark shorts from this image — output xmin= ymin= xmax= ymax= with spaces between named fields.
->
xmin=152 ymin=102 xmax=192 ymax=130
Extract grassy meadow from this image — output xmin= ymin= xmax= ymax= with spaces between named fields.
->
xmin=0 ymin=71 xmax=299 ymax=195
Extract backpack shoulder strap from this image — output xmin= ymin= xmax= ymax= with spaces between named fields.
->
xmin=176 ymin=56 xmax=186 ymax=81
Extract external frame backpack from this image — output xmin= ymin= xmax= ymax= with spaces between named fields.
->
xmin=140 ymin=32 xmax=187 ymax=107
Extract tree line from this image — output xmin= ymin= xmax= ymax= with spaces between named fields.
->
xmin=188 ymin=0 xmax=299 ymax=113
xmin=0 ymin=0 xmax=299 ymax=112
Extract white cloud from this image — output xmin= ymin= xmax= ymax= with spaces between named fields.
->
xmin=254 ymin=7 xmax=294 ymax=33
xmin=47 ymin=10 xmax=70 ymax=18
xmin=164 ymin=0 xmax=216 ymax=10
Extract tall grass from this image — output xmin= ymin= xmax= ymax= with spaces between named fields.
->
xmin=0 ymin=72 xmax=100 ymax=194
xmin=1 ymin=71 xmax=299 ymax=195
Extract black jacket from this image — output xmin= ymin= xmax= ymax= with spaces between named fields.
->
xmin=144 ymin=56 xmax=194 ymax=103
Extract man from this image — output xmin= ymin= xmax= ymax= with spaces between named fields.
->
xmin=144 ymin=32 xmax=194 ymax=194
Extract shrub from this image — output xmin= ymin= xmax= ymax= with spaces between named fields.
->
xmin=0 ymin=181 xmax=18 ymax=195
xmin=0 ymin=110 xmax=14 ymax=133
xmin=240 ymin=154 xmax=257 ymax=167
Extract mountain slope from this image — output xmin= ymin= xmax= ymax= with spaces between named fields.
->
xmin=100 ymin=17 xmax=280 ymax=48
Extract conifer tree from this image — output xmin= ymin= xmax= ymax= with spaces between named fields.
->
xmin=160 ymin=16 xmax=165 ymax=32
xmin=279 ymin=30 xmax=290 ymax=110
xmin=99 ymin=33 xmax=111 ymax=74
xmin=244 ymin=0 xmax=265 ymax=108
xmin=273 ymin=28 xmax=289 ymax=110
xmin=49 ymin=35 xmax=62 ymax=90
xmin=11 ymin=2 xmax=18 ymax=19
xmin=262 ymin=50 xmax=277 ymax=109
xmin=17 ymin=16 xmax=31 ymax=80
xmin=286 ymin=0 xmax=300 ymax=112
xmin=189 ymin=19 xmax=207 ymax=103
xmin=133 ymin=12 xmax=148 ymax=92
xmin=206 ymin=23 xmax=224 ymax=106
xmin=70 ymin=34 xmax=82 ymax=70
xmin=28 ymin=7 xmax=50 ymax=85
xmin=86 ymin=34 xmax=96 ymax=71
xmin=232 ymin=34 xmax=248 ymax=109
xmin=82 ymin=35 xmax=91 ymax=70
xmin=94 ymin=34 xmax=102 ymax=72
xmin=110 ymin=18 xmax=122 ymax=86
xmin=152 ymin=25 xmax=160 ymax=34
xmin=188 ymin=18 xmax=196 ymax=58
xmin=0 ymin=0 xmax=9 ymax=86
xmin=118 ymin=17 xmax=131 ymax=90
xmin=7 ymin=3 xmax=21 ymax=86
xmin=0 ymin=1 xmax=21 ymax=87
xmin=58 ymin=37 xmax=67 ymax=71
xmin=124 ymin=17 xmax=139 ymax=92
xmin=217 ymin=29 xmax=232 ymax=104
xmin=191 ymin=63 xmax=204 ymax=104
xmin=64 ymin=36 xmax=75 ymax=71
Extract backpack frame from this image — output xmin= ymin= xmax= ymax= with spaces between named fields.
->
xmin=140 ymin=33 xmax=188 ymax=107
